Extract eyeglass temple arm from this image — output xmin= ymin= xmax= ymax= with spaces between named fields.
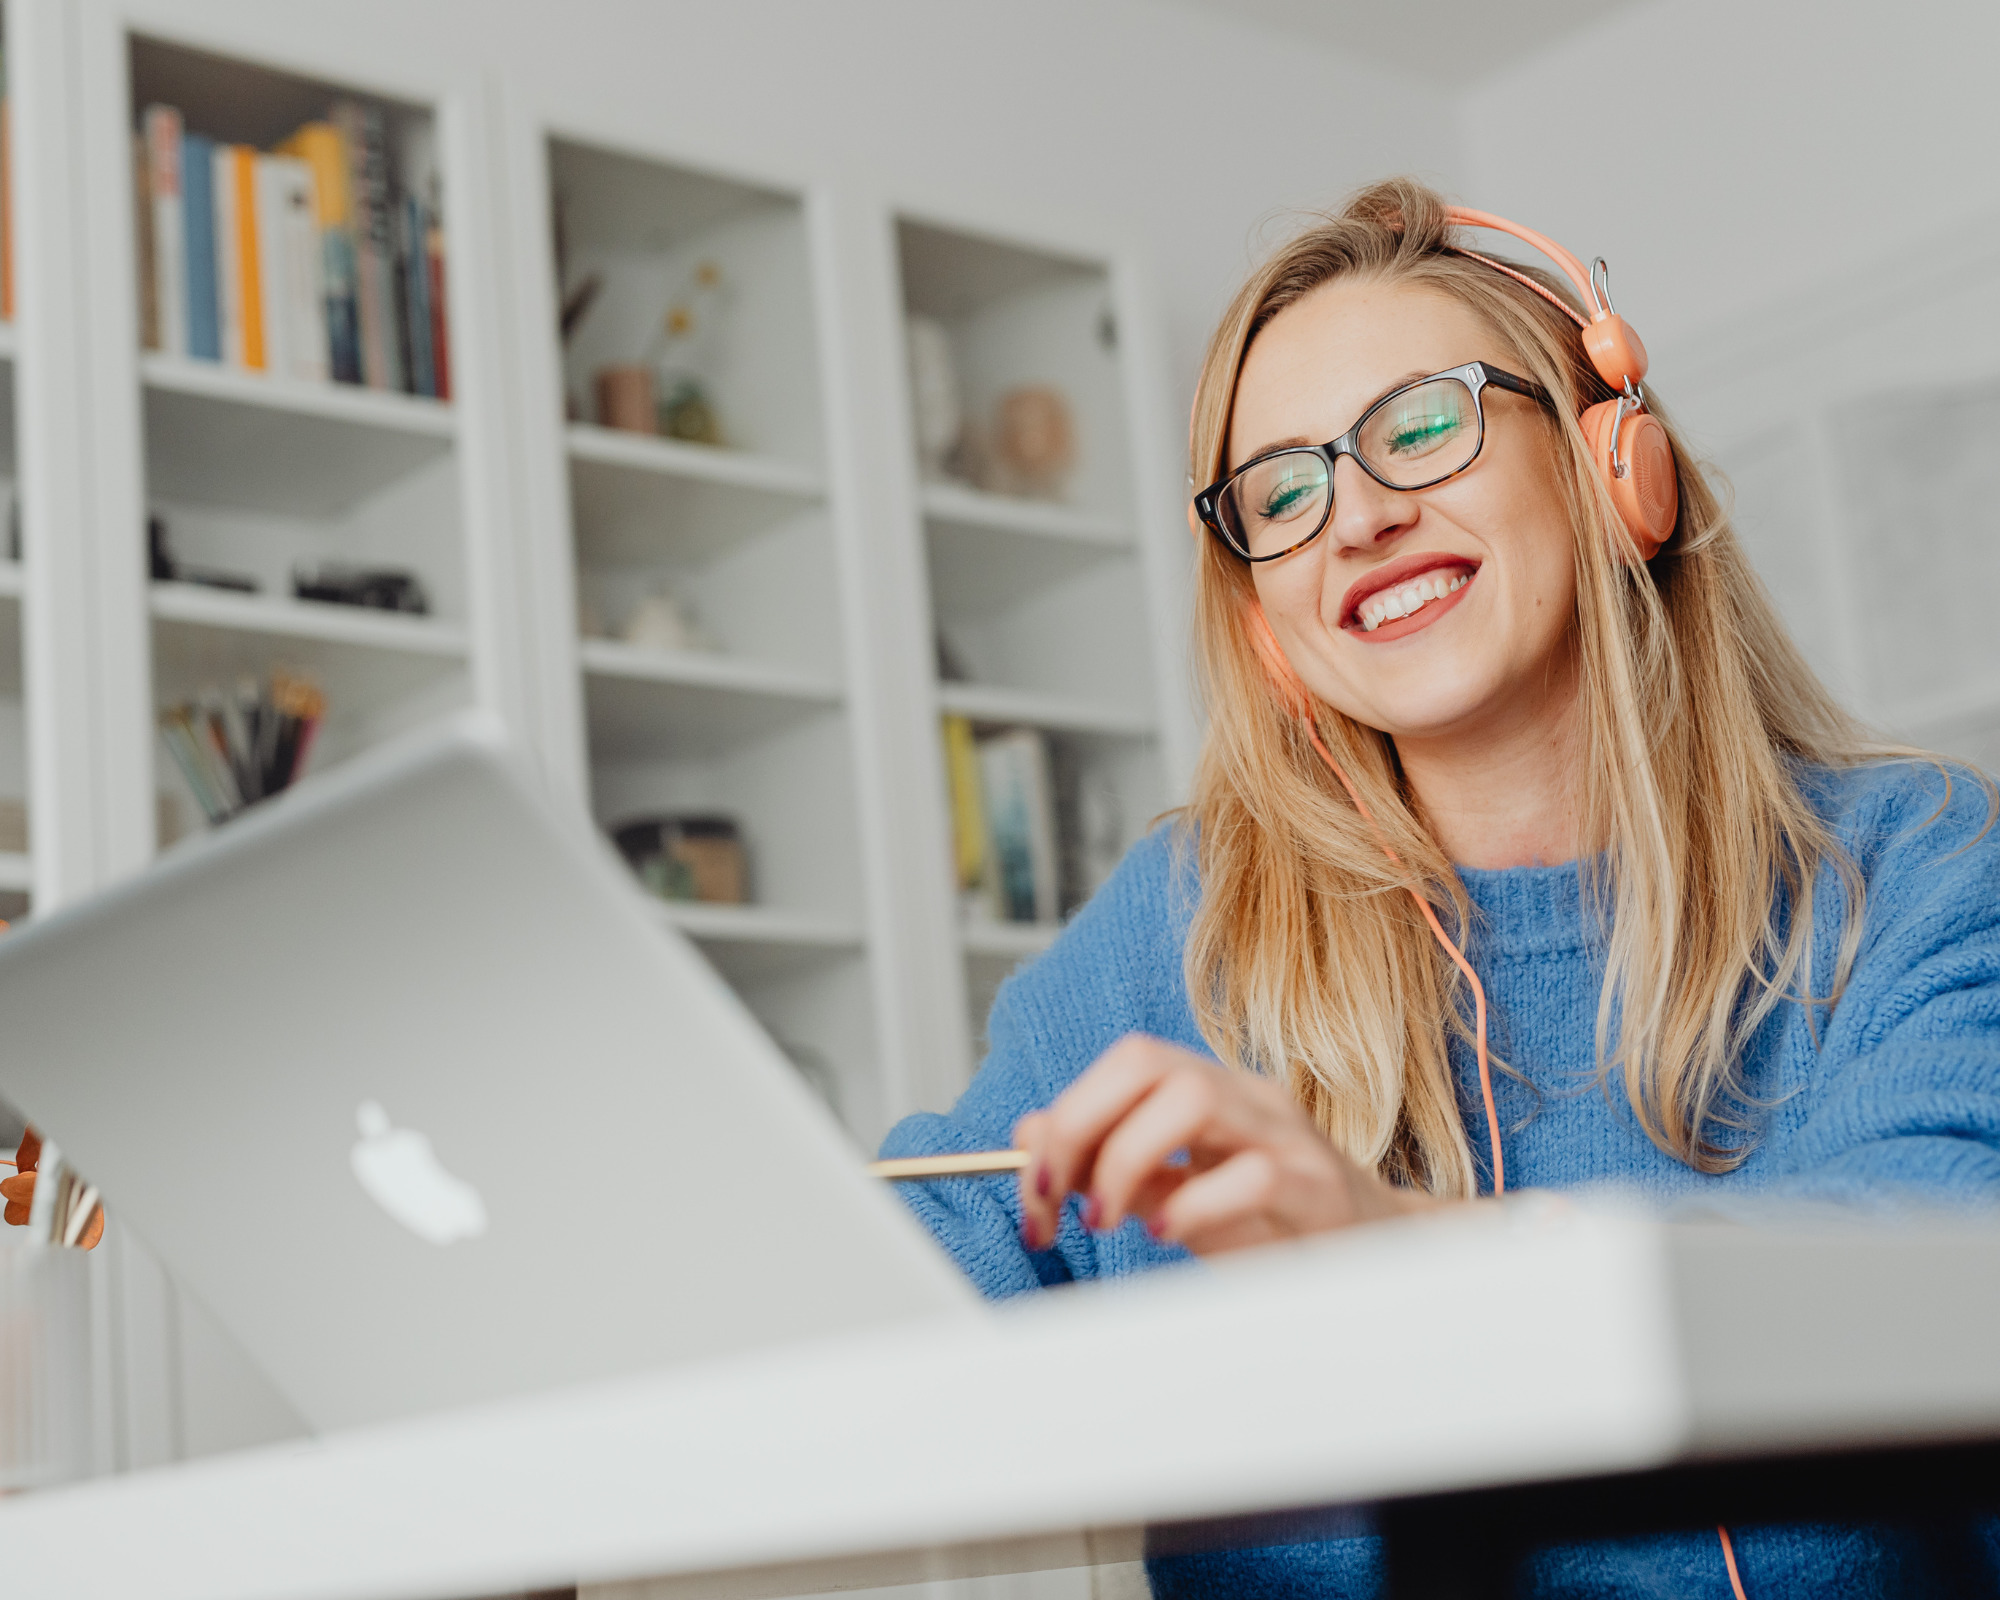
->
xmin=1476 ymin=365 xmax=1551 ymax=402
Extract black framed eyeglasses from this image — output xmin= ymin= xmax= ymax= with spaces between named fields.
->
xmin=1192 ymin=361 xmax=1553 ymax=562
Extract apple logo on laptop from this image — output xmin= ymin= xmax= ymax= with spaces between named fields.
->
xmin=349 ymin=1101 xmax=488 ymax=1246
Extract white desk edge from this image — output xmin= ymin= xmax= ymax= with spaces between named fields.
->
xmin=5 ymin=1203 xmax=1998 ymax=1600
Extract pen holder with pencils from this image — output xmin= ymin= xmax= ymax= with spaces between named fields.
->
xmin=159 ymin=668 xmax=327 ymax=827
xmin=0 ymin=1238 xmax=93 ymax=1491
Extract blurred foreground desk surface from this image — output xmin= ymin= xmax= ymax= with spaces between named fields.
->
xmin=4 ymin=1203 xmax=2000 ymax=1600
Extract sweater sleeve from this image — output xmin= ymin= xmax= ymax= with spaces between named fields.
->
xmin=1767 ymin=763 xmax=2000 ymax=1211
xmin=877 ymin=826 xmax=1203 ymax=1298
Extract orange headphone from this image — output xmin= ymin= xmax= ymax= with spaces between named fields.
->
xmin=1445 ymin=206 xmax=1678 ymax=562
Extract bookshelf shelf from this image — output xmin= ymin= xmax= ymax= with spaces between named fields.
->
xmin=582 ymin=646 xmax=843 ymax=762
xmin=919 ymin=481 xmax=1128 ymax=547
xmin=0 ymin=853 xmax=30 ymax=894
xmin=143 ymin=356 xmax=455 ymax=518
xmin=654 ymin=899 xmax=863 ymax=950
xmin=567 ymin=423 xmax=820 ymax=498
xmin=152 ymin=612 xmax=467 ymax=702
xmin=961 ymin=919 xmax=1061 ymax=959
xmin=149 ymin=582 xmax=469 ymax=656
xmin=141 ymin=354 xmax=454 ymax=437
xmin=579 ymin=636 xmax=837 ymax=700
xmin=936 ymin=681 xmax=1154 ymax=740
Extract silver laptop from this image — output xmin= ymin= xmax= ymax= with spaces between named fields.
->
xmin=0 ymin=715 xmax=973 ymax=1431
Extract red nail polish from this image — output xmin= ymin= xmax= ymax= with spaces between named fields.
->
xmin=1083 ymin=1196 xmax=1102 ymax=1231
xmin=1034 ymin=1163 xmax=1051 ymax=1199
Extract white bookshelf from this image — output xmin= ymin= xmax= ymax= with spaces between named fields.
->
xmin=111 ymin=36 xmax=474 ymax=847
xmin=9 ymin=19 xmax=1192 ymax=1143
xmin=0 ymin=208 xmax=24 ymax=912
xmin=896 ymin=216 xmax=1172 ymax=1065
xmin=542 ymin=134 xmax=891 ymax=1138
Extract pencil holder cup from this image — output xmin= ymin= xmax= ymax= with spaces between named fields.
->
xmin=0 ymin=1239 xmax=93 ymax=1491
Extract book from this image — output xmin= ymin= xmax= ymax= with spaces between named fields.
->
xmin=1 ymin=37 xmax=12 ymax=322
xmin=425 ymin=220 xmax=450 ymax=399
xmin=213 ymin=142 xmax=244 ymax=368
xmin=181 ymin=132 xmax=221 ymax=361
xmin=335 ymin=99 xmax=402 ymax=392
xmin=978 ymin=728 xmax=1059 ymax=925
xmin=941 ymin=714 xmax=988 ymax=895
xmin=143 ymin=105 xmax=187 ymax=356
xmin=255 ymin=153 xmax=325 ymax=382
xmin=397 ymin=193 xmax=433 ymax=397
xmin=276 ymin=120 xmax=361 ymax=384
xmin=133 ymin=132 xmax=158 ymax=349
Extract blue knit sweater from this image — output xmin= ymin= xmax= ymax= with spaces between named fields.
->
xmin=881 ymin=760 xmax=2000 ymax=1598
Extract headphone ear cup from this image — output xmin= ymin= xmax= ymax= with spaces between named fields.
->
xmin=1581 ymin=400 xmax=1679 ymax=563
xmin=1243 ymin=602 xmax=1312 ymax=717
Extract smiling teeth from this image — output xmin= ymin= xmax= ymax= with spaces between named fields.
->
xmin=1358 ymin=571 xmax=1469 ymax=632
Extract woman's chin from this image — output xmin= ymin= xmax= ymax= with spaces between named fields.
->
xmin=1325 ymin=688 xmax=1507 ymax=745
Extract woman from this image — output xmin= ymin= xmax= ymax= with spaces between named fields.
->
xmin=879 ymin=179 xmax=2000 ymax=1597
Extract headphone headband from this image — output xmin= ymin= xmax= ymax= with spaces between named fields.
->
xmin=1445 ymin=206 xmax=1596 ymax=308
xmin=1444 ymin=205 xmax=1649 ymax=394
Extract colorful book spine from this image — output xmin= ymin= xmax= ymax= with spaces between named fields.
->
xmin=133 ymin=132 xmax=158 ymax=349
xmin=2 ymin=39 xmax=15 ymax=324
xmin=212 ymin=144 xmax=266 ymax=369
xmin=426 ymin=221 xmax=450 ymax=400
xmin=253 ymin=155 xmax=324 ymax=381
xmin=252 ymin=156 xmax=294 ymax=378
xmin=399 ymin=195 xmax=434 ymax=398
xmin=978 ymin=728 xmax=1060 ymax=925
xmin=276 ymin=120 xmax=360 ymax=385
xmin=181 ymin=132 xmax=220 ymax=361
xmin=231 ymin=146 xmax=265 ymax=370
xmin=335 ymin=99 xmax=402 ymax=393
xmin=143 ymin=105 xmax=187 ymax=356
xmin=275 ymin=157 xmax=327 ymax=382
xmin=942 ymin=714 xmax=988 ymax=893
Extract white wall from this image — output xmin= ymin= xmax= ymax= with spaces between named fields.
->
xmin=1457 ymin=0 xmax=2000 ymax=358
xmin=1457 ymin=0 xmax=2000 ymax=758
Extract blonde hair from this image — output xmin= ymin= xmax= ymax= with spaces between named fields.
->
xmin=1183 ymin=177 xmax=1934 ymax=1195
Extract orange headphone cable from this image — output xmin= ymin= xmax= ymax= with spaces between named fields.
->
xmin=1303 ymin=724 xmax=1503 ymax=1196
xmin=1717 ymin=1526 xmax=1749 ymax=1600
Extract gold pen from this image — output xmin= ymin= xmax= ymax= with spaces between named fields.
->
xmin=868 ymin=1149 xmax=1030 ymax=1181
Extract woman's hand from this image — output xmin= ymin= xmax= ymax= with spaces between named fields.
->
xmin=1013 ymin=1034 xmax=1439 ymax=1255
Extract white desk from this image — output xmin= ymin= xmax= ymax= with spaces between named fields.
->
xmin=5 ymin=1201 xmax=2000 ymax=1600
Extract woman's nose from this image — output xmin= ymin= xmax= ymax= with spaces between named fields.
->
xmin=1323 ymin=454 xmax=1416 ymax=554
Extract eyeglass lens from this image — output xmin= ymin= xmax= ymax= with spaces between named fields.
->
xmin=1219 ymin=377 xmax=1481 ymax=558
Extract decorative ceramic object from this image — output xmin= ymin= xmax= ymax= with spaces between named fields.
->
xmin=621 ymin=587 xmax=717 ymax=654
xmin=658 ymin=376 xmax=722 ymax=445
xmin=595 ymin=365 xmax=656 ymax=434
xmin=611 ymin=815 xmax=747 ymax=905
xmin=989 ymin=385 xmax=1076 ymax=501
xmin=906 ymin=314 xmax=964 ymax=479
